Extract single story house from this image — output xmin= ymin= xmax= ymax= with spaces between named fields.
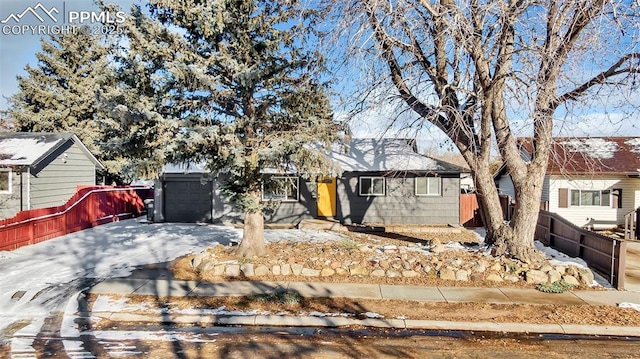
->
xmin=154 ymin=138 xmax=465 ymax=225
xmin=0 ymin=132 xmax=105 ymax=219
xmin=494 ymin=137 xmax=640 ymax=229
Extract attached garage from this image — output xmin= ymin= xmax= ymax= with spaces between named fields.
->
xmin=163 ymin=176 xmax=212 ymax=222
xmin=153 ymin=164 xmax=215 ymax=223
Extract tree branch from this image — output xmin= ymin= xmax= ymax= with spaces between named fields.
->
xmin=552 ymin=53 xmax=640 ymax=107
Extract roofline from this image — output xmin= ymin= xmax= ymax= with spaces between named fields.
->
xmin=28 ymin=133 xmax=105 ymax=171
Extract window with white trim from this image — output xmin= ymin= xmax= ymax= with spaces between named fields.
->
xmin=570 ymin=189 xmax=610 ymax=207
xmin=359 ymin=177 xmax=385 ymax=196
xmin=0 ymin=169 xmax=11 ymax=194
xmin=415 ymin=176 xmax=441 ymax=196
xmin=262 ymin=176 xmax=299 ymax=202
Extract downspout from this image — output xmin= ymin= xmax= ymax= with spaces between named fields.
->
xmin=27 ymin=167 xmax=31 ymax=210
xmin=19 ymin=168 xmax=23 ymax=211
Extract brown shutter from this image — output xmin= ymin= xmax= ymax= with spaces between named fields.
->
xmin=613 ymin=189 xmax=622 ymax=209
xmin=558 ymin=188 xmax=568 ymax=208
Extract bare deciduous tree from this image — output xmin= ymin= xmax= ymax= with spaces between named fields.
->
xmin=327 ymin=0 xmax=639 ymax=262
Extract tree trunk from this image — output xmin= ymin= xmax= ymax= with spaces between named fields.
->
xmin=475 ymin=159 xmax=547 ymax=264
xmin=236 ymin=208 xmax=267 ymax=258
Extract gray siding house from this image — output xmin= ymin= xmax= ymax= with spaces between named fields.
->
xmin=0 ymin=132 xmax=105 ymax=219
xmin=155 ymin=138 xmax=464 ymax=225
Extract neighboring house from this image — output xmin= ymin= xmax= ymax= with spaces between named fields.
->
xmin=154 ymin=138 xmax=465 ymax=225
xmin=0 ymin=132 xmax=105 ymax=219
xmin=494 ymin=137 xmax=640 ymax=229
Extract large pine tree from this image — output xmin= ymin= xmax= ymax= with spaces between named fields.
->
xmin=110 ymin=0 xmax=339 ymax=257
xmin=7 ymin=30 xmax=124 ymax=181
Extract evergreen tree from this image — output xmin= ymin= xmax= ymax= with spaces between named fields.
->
xmin=112 ymin=0 xmax=340 ymax=256
xmin=7 ymin=30 xmax=124 ymax=182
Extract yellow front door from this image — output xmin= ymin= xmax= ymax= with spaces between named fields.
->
xmin=317 ymin=177 xmax=336 ymax=217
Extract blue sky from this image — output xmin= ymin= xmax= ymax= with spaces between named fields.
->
xmin=0 ymin=0 xmax=139 ymax=111
xmin=1 ymin=0 xmax=639 ymax=147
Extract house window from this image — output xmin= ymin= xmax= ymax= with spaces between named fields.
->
xmin=415 ymin=177 xmax=441 ymax=196
xmin=570 ymin=189 xmax=610 ymax=207
xmin=262 ymin=176 xmax=299 ymax=202
xmin=359 ymin=177 xmax=385 ymax=196
xmin=0 ymin=169 xmax=11 ymax=194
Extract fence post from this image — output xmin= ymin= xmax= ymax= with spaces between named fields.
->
xmin=616 ymin=240 xmax=627 ymax=290
xmin=631 ymin=208 xmax=640 ymax=239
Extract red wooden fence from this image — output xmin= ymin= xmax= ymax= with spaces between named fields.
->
xmin=460 ymin=193 xmax=483 ymax=227
xmin=459 ymin=194 xmax=515 ymax=227
xmin=0 ymin=186 xmax=153 ymax=251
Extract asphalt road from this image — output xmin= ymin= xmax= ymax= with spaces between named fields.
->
xmin=15 ymin=324 xmax=640 ymax=358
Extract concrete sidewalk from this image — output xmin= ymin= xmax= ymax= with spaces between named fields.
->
xmin=86 ymin=278 xmax=640 ymax=337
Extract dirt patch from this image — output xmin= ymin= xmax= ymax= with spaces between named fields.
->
xmin=121 ymin=227 xmax=640 ymax=328
xmin=86 ymin=293 xmax=640 ymax=327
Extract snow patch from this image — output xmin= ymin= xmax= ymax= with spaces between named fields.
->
xmin=625 ymin=138 xmax=640 ymax=153
xmin=618 ymin=302 xmax=640 ymax=312
xmin=0 ymin=137 xmax=63 ymax=166
xmin=327 ymin=138 xmax=445 ymax=172
xmin=559 ymin=138 xmax=617 ymax=159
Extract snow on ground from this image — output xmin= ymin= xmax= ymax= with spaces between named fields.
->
xmin=0 ymin=218 xmax=346 ymax=337
xmin=0 ymin=218 xmax=628 ymax=351
xmin=470 ymin=227 xmax=613 ymax=288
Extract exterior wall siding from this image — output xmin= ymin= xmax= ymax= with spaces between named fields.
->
xmin=496 ymin=174 xmax=550 ymax=202
xmin=161 ymin=172 xmax=462 ymax=225
xmin=210 ymin=174 xmax=316 ymax=224
xmin=336 ymin=172 xmax=460 ymax=225
xmin=29 ymin=141 xmax=96 ymax=209
xmin=547 ymin=175 xmax=640 ymax=228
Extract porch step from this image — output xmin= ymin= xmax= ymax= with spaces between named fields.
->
xmin=297 ymin=219 xmax=347 ymax=232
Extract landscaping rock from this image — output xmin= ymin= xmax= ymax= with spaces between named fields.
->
xmin=370 ymin=269 xmax=386 ymax=277
xmin=192 ymin=252 xmax=212 ymax=269
xmin=225 ymin=264 xmax=241 ymax=277
xmin=472 ymin=263 xmax=486 ymax=273
xmin=240 ymin=263 xmax=254 ymax=277
xmin=539 ymin=264 xmax=553 ymax=273
xmin=335 ymin=268 xmax=348 ymax=276
xmin=562 ymin=275 xmax=581 ymax=287
xmin=486 ymin=273 xmax=503 ymax=282
xmin=301 ymin=268 xmax=320 ymax=276
xmin=431 ymin=244 xmax=446 ymax=254
xmin=455 ymin=269 xmax=469 ymax=281
xmin=547 ymin=269 xmax=562 ymax=283
xmin=504 ymin=274 xmax=520 ymax=282
xmin=349 ymin=265 xmax=369 ymax=276
xmin=255 ymin=264 xmax=269 ymax=276
xmin=291 ymin=263 xmax=303 ymax=276
xmin=402 ymin=270 xmax=419 ymax=278
xmin=280 ymin=264 xmax=291 ymax=276
xmin=213 ymin=264 xmax=226 ymax=276
xmin=577 ymin=268 xmax=595 ymax=286
xmin=439 ymin=269 xmax=456 ymax=281
xmin=525 ymin=270 xmax=548 ymax=284
xmin=386 ymin=270 xmax=401 ymax=278
xmin=272 ymin=265 xmax=281 ymax=276
xmin=320 ymin=268 xmax=335 ymax=277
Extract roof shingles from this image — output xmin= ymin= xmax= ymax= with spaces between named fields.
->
xmin=519 ymin=137 xmax=640 ymax=175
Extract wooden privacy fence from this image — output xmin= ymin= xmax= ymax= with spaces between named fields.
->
xmin=459 ymin=194 xmax=512 ymax=227
xmin=0 ymin=186 xmax=152 ymax=251
xmin=535 ymin=210 xmax=627 ymax=290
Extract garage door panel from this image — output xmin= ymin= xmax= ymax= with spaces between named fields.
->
xmin=165 ymin=180 xmax=212 ymax=222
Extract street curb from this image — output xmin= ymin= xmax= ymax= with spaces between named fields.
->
xmin=101 ymin=312 xmax=640 ymax=338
